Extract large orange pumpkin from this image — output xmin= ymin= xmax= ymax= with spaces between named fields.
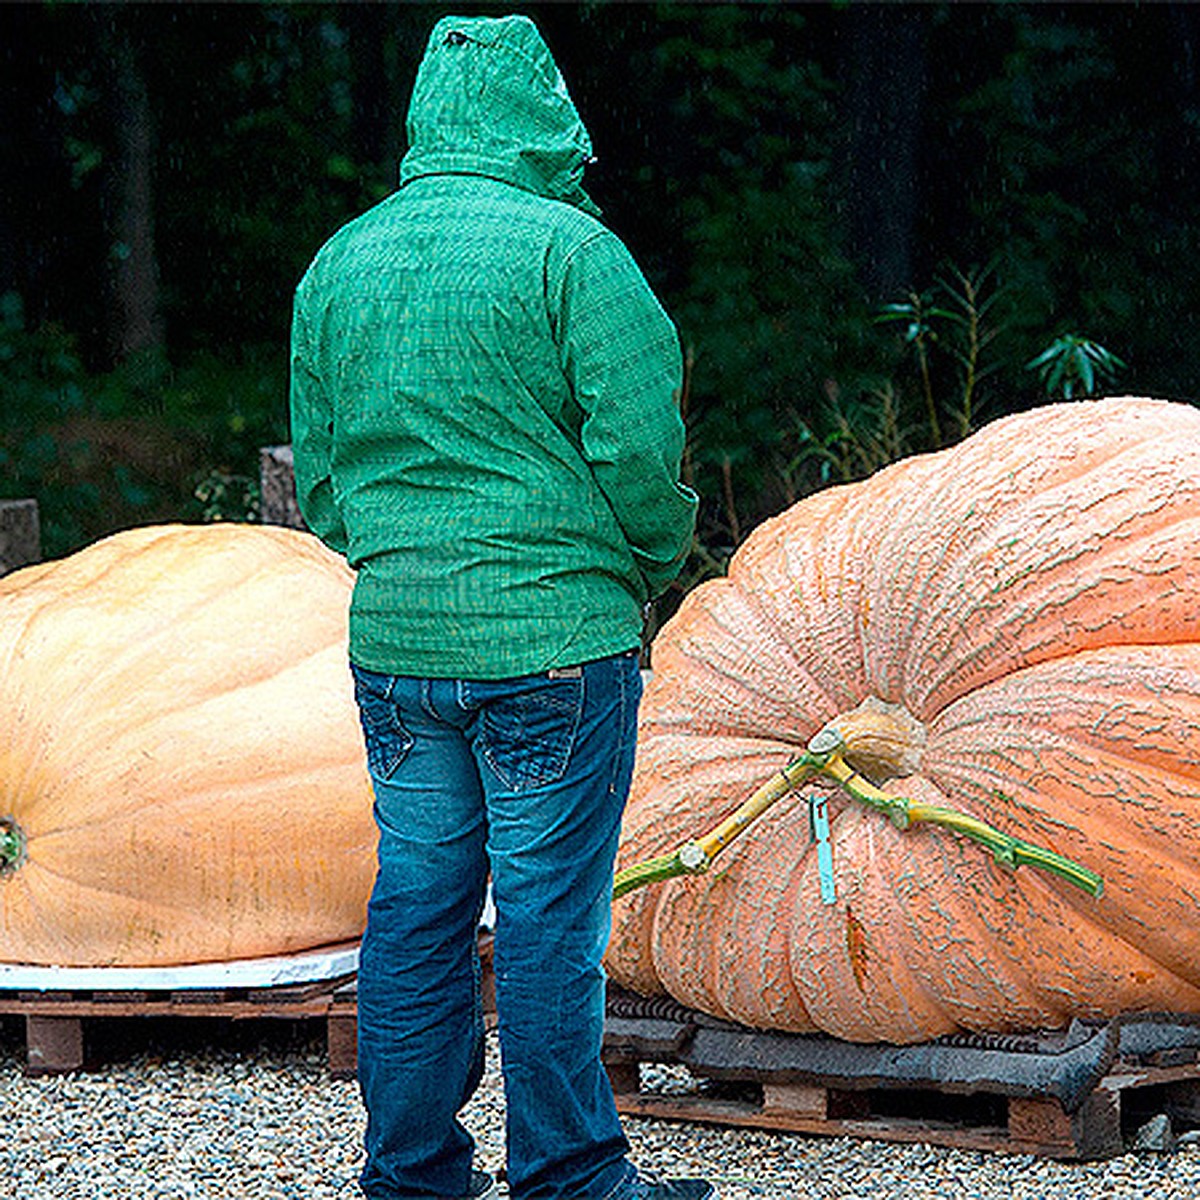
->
xmin=607 ymin=396 xmax=1200 ymax=1043
xmin=0 ymin=523 xmax=373 ymax=967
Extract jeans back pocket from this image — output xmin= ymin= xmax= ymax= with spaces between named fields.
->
xmin=473 ymin=676 xmax=584 ymax=792
xmin=353 ymin=672 xmax=415 ymax=781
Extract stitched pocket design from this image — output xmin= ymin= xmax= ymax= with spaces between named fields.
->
xmin=477 ymin=677 xmax=584 ymax=792
xmin=353 ymin=680 xmax=415 ymax=781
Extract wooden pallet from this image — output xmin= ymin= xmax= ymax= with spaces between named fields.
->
xmin=11 ymin=951 xmax=1199 ymax=1161
xmin=602 ymin=989 xmax=1200 ymax=1160
xmin=604 ymin=1058 xmax=1200 ymax=1158
xmin=0 ymin=974 xmax=361 ymax=1078
xmin=0 ymin=933 xmax=494 ymax=1079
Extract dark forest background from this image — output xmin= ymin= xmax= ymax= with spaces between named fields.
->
xmin=3 ymin=1 xmax=1200 ymax=609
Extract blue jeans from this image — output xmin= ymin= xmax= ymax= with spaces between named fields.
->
xmin=351 ymin=652 xmax=643 ymax=1200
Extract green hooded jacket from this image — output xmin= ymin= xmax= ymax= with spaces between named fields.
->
xmin=290 ymin=14 xmax=698 ymax=678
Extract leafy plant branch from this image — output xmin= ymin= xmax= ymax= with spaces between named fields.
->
xmin=1026 ymin=335 xmax=1127 ymax=400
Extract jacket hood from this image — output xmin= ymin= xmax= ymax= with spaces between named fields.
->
xmin=399 ymin=14 xmax=600 ymax=216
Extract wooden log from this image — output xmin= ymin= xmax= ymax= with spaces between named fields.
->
xmin=258 ymin=444 xmax=305 ymax=530
xmin=0 ymin=498 xmax=40 ymax=576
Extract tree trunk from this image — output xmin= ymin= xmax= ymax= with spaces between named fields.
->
xmin=346 ymin=4 xmax=429 ymax=171
xmin=95 ymin=8 xmax=165 ymax=370
xmin=0 ymin=8 xmax=23 ymax=304
xmin=835 ymin=4 xmax=931 ymax=303
xmin=0 ymin=4 xmax=67 ymax=325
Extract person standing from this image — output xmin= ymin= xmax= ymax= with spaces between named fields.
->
xmin=291 ymin=14 xmax=707 ymax=1200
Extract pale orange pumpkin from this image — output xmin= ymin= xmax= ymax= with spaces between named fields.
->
xmin=607 ymin=396 xmax=1200 ymax=1043
xmin=0 ymin=523 xmax=373 ymax=966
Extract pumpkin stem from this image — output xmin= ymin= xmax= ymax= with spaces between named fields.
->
xmin=812 ymin=697 xmax=927 ymax=782
xmin=612 ymin=733 xmax=1103 ymax=900
xmin=612 ymin=754 xmax=828 ymax=899
xmin=0 ymin=817 xmax=24 ymax=874
xmin=692 ymin=755 xmax=821 ymax=863
xmin=611 ymin=846 xmax=704 ymax=899
xmin=821 ymin=747 xmax=1104 ymax=897
xmin=613 ymin=753 xmax=824 ymax=899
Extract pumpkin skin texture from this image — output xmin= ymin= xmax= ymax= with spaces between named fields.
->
xmin=0 ymin=524 xmax=374 ymax=967
xmin=607 ymin=396 xmax=1200 ymax=1043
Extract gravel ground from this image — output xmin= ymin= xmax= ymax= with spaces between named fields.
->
xmin=4 ymin=1014 xmax=1200 ymax=1199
